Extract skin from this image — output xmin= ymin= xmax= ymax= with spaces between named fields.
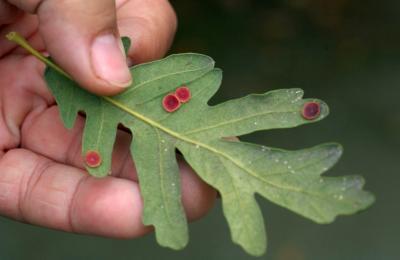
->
xmin=0 ymin=0 xmax=217 ymax=239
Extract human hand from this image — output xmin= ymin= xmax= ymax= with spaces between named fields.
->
xmin=0 ymin=0 xmax=216 ymax=238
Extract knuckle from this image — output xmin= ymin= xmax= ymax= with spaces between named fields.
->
xmin=0 ymin=149 xmax=41 ymax=220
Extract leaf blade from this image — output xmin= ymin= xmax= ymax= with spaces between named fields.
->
xmin=41 ymin=49 xmax=373 ymax=256
xmin=131 ymin=122 xmax=188 ymax=249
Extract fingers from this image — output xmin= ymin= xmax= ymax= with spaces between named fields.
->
xmin=20 ymin=105 xmax=217 ymax=217
xmin=21 ymin=106 xmax=218 ymax=219
xmin=0 ymin=148 xmax=216 ymax=238
xmin=0 ymin=148 xmax=148 ymax=237
xmin=116 ymin=0 xmax=177 ymax=64
xmin=0 ymin=14 xmax=39 ymax=57
xmin=5 ymin=0 xmax=177 ymax=96
xmin=0 ymin=1 xmax=22 ymax=24
xmin=0 ymin=54 xmax=52 ymax=155
xmin=20 ymin=104 xmax=217 ymax=223
xmin=8 ymin=0 xmax=132 ymax=95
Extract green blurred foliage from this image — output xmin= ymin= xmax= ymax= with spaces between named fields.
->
xmin=1 ymin=0 xmax=399 ymax=259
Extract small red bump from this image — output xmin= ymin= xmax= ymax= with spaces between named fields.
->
xmin=175 ymin=86 xmax=191 ymax=103
xmin=302 ymin=102 xmax=321 ymax=120
xmin=162 ymin=93 xmax=181 ymax=112
xmin=85 ymin=150 xmax=102 ymax=168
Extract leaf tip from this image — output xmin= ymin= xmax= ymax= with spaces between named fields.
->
xmin=5 ymin=31 xmax=17 ymax=41
xmin=121 ymin=36 xmax=131 ymax=56
xmin=325 ymin=142 xmax=344 ymax=159
xmin=154 ymin=230 xmax=189 ymax=251
xmin=350 ymin=176 xmax=376 ymax=210
xmin=361 ymin=190 xmax=376 ymax=208
xmin=310 ymin=143 xmax=344 ymax=174
xmin=234 ymin=240 xmax=267 ymax=257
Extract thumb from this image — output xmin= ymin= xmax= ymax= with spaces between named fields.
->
xmin=9 ymin=0 xmax=132 ymax=95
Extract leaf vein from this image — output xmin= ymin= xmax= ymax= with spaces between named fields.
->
xmin=184 ymin=110 xmax=299 ymax=136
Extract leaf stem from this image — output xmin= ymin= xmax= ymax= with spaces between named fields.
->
xmin=5 ymin=31 xmax=71 ymax=79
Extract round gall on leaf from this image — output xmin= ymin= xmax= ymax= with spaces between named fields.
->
xmin=85 ymin=150 xmax=102 ymax=168
xmin=302 ymin=102 xmax=321 ymax=120
xmin=175 ymin=86 xmax=191 ymax=103
xmin=162 ymin=93 xmax=181 ymax=112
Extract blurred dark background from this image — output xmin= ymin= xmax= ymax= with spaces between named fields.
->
xmin=1 ymin=0 xmax=399 ymax=259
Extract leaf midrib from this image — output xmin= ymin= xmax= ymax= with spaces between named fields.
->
xmin=103 ymin=96 xmax=328 ymax=198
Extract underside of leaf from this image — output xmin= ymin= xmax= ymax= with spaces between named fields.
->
xmin=9 ymin=33 xmax=374 ymax=256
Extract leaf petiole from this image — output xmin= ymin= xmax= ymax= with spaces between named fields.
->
xmin=6 ymin=31 xmax=71 ymax=79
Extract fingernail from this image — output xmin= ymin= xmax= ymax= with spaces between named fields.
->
xmin=91 ymin=34 xmax=132 ymax=88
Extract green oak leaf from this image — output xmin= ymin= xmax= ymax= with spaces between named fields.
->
xmin=9 ymin=34 xmax=374 ymax=256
